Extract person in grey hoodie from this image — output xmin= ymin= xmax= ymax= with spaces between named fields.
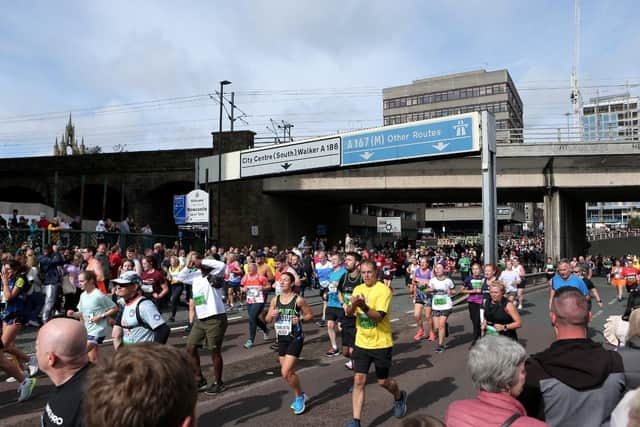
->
xmin=518 ymin=286 xmax=625 ymax=426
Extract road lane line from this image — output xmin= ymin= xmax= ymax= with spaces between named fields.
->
xmin=391 ymin=318 xmax=400 ymax=323
xmin=408 ymin=323 xmax=417 ymax=327
xmin=228 ymin=316 xmax=243 ymax=321
xmin=592 ymin=310 xmax=603 ymax=319
xmin=405 ymin=310 xmax=414 ymax=314
xmin=608 ymin=298 xmax=617 ymax=305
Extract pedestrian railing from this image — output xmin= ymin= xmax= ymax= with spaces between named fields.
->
xmin=587 ymin=229 xmax=640 ymax=241
xmin=0 ymin=228 xmax=203 ymax=253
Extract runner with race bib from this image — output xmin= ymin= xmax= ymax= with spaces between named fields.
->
xmin=428 ymin=264 xmax=456 ymax=353
xmin=266 ymin=271 xmax=313 ymax=415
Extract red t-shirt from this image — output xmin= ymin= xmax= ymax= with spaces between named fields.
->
xmin=141 ymin=269 xmax=166 ymax=296
xmin=622 ymin=267 xmax=640 ymax=287
xmin=109 ymin=253 xmax=122 ymax=280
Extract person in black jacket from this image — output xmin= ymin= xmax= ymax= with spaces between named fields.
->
xmin=37 ymin=245 xmax=65 ymax=323
xmin=518 ymin=286 xmax=625 ymax=426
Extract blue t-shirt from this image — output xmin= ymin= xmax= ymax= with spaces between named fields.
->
xmin=551 ymin=274 xmax=589 ymax=296
xmin=315 ymin=261 xmax=333 ymax=287
xmin=327 ymin=267 xmax=347 ymax=308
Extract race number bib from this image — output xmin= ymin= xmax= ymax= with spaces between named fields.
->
xmin=274 ymin=281 xmax=281 ymax=296
xmin=343 ymin=293 xmax=352 ymax=304
xmin=275 ymin=318 xmax=292 ymax=336
xmin=193 ymin=294 xmax=205 ymax=306
xmin=470 ymin=279 xmax=483 ymax=289
xmin=328 ymin=282 xmax=337 ymax=293
xmin=246 ymin=287 xmax=264 ymax=304
xmin=485 ymin=325 xmax=499 ymax=336
xmin=358 ymin=313 xmax=377 ymax=329
xmin=320 ymin=281 xmax=329 ymax=289
xmin=432 ymin=295 xmax=450 ymax=310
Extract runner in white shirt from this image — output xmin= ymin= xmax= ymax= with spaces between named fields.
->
xmin=498 ymin=259 xmax=521 ymax=303
xmin=428 ymin=264 xmax=455 ymax=353
xmin=182 ymin=254 xmax=229 ymax=395
xmin=314 ymin=251 xmax=332 ymax=327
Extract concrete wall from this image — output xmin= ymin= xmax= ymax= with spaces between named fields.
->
xmin=588 ymin=237 xmax=640 ymax=258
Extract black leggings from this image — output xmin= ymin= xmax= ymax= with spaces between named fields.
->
xmin=468 ymin=302 xmax=482 ymax=342
xmin=170 ymin=283 xmax=184 ymax=318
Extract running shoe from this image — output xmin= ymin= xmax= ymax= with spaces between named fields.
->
xmin=204 ymin=383 xmax=226 ymax=395
xmin=427 ymin=331 xmax=436 ymax=342
xmin=345 ymin=360 xmax=353 ymax=370
xmin=185 ymin=323 xmax=192 ymax=333
xmin=28 ymin=355 xmax=39 ymax=377
xmin=262 ymin=328 xmax=270 ymax=340
xmin=413 ymin=330 xmax=425 ymax=341
xmin=196 ymin=378 xmax=209 ymax=392
xmin=325 ymin=347 xmax=340 ymax=357
xmin=315 ymin=320 xmax=326 ymax=327
xmin=435 ymin=346 xmax=445 ymax=353
xmin=618 ymin=296 xmax=623 ymax=302
xmin=290 ymin=393 xmax=308 ymax=414
xmin=517 ymin=303 xmax=523 ymax=310
xmin=17 ymin=377 xmax=36 ymax=402
xmin=346 ymin=419 xmax=361 ymax=427
xmin=243 ymin=340 xmax=254 ymax=349
xmin=393 ymin=390 xmax=408 ymax=418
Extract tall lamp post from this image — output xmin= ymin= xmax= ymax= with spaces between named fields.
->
xmin=218 ymin=79 xmax=231 ymax=245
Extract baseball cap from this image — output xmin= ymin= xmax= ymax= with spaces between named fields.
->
xmin=111 ymin=271 xmax=141 ymax=286
xmin=255 ymin=251 xmax=265 ymax=257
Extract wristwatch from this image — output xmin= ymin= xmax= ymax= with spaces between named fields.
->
xmin=503 ymin=324 xmax=508 ymax=331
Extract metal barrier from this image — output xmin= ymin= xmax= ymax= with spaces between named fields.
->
xmin=0 ymin=228 xmax=203 ymax=253
xmin=587 ymin=229 xmax=640 ymax=241
xmin=497 ymin=125 xmax=640 ymax=144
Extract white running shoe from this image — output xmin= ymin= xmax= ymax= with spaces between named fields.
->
xmin=517 ymin=304 xmax=523 ymax=311
xmin=28 ymin=355 xmax=39 ymax=377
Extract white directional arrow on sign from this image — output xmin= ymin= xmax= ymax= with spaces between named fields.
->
xmin=360 ymin=151 xmax=374 ymax=160
xmin=433 ymin=142 xmax=449 ymax=151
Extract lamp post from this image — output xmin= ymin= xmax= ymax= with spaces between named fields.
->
xmin=218 ymin=79 xmax=231 ymax=245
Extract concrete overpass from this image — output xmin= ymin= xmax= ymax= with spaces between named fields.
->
xmin=205 ymin=141 xmax=640 ymax=259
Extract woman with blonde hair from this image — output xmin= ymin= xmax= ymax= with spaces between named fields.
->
xmin=482 ymin=280 xmax=522 ymax=341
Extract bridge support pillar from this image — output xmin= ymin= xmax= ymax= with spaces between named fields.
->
xmin=544 ymin=190 xmax=586 ymax=261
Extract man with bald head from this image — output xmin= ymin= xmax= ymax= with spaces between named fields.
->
xmin=519 ymin=287 xmax=625 ymax=426
xmin=37 ymin=317 xmax=90 ymax=427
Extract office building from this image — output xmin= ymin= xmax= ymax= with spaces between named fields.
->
xmin=582 ymin=93 xmax=639 ymax=142
xmin=383 ymin=69 xmax=524 ymax=143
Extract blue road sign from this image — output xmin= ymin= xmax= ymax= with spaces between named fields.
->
xmin=341 ymin=113 xmax=479 ymax=166
xmin=173 ymin=195 xmax=186 ymax=225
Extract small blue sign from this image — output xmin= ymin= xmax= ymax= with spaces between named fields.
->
xmin=341 ymin=115 xmax=477 ymax=166
xmin=173 ymin=195 xmax=186 ymax=225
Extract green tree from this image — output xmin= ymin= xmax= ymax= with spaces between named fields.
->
xmin=628 ymin=217 xmax=640 ymax=229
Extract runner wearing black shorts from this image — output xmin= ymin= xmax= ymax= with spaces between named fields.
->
xmin=266 ymin=272 xmax=313 ymax=415
xmin=345 ymin=259 xmax=407 ymax=427
xmin=338 ymin=252 xmax=362 ymax=370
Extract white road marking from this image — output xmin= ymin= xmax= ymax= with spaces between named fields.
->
xmin=408 ymin=323 xmax=417 ymax=327
xmin=608 ymin=298 xmax=617 ymax=305
xmin=592 ymin=310 xmax=603 ymax=319
xmin=228 ymin=316 xmax=243 ymax=320
xmin=391 ymin=318 xmax=400 ymax=323
xmin=405 ymin=309 xmax=414 ymax=314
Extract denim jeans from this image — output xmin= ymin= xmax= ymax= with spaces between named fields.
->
xmin=247 ymin=302 xmax=267 ymax=341
xmin=170 ymin=283 xmax=184 ymax=318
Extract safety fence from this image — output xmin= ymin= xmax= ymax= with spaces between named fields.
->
xmin=0 ymin=228 xmax=203 ymax=254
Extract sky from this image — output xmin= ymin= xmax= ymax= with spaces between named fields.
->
xmin=1 ymin=0 xmax=638 ymax=158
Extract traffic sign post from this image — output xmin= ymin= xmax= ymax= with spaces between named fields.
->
xmin=481 ymin=111 xmax=497 ymax=264
xmin=341 ymin=113 xmax=480 ymax=166
xmin=173 ymin=195 xmax=186 ymax=225
xmin=240 ymin=137 xmax=341 ymax=178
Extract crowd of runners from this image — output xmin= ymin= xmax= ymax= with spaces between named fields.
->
xmin=2 ymin=228 xmax=640 ymax=426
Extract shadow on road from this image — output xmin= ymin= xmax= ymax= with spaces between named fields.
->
xmin=198 ymin=389 xmax=289 ymax=425
xmin=368 ymin=377 xmax=457 ymax=427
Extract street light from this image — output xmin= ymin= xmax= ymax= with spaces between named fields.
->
xmin=218 ymin=79 xmax=231 ymax=245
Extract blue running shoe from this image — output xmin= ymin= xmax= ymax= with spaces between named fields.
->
xmin=393 ymin=390 xmax=407 ymax=418
xmin=291 ymin=393 xmax=308 ymax=415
